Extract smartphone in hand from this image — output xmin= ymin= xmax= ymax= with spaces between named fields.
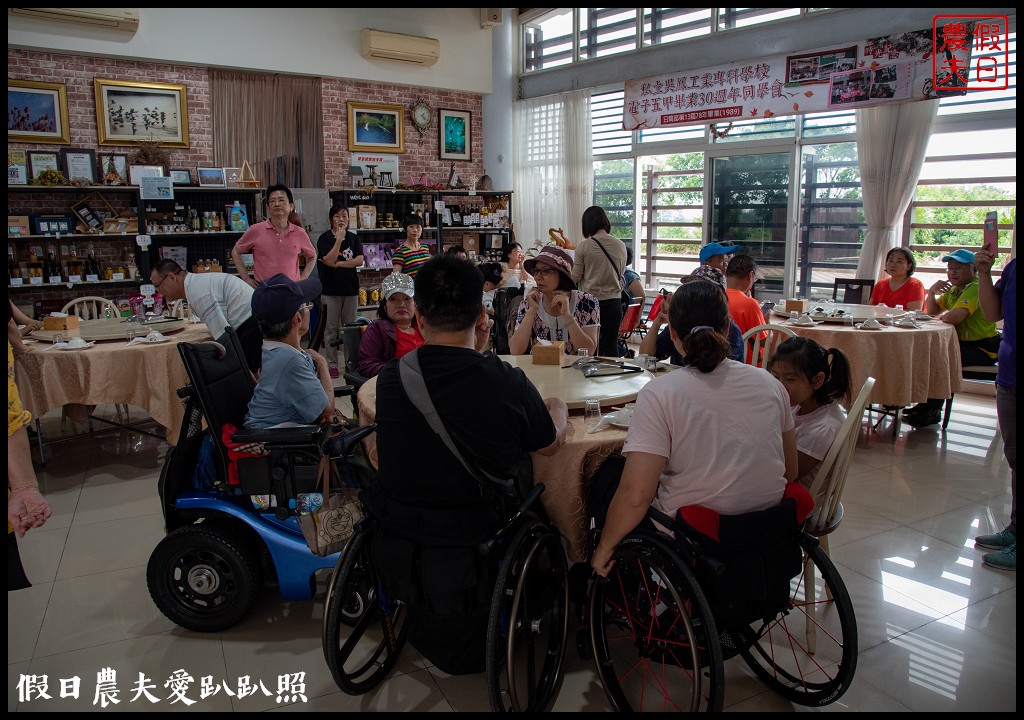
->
xmin=982 ymin=211 xmax=998 ymax=255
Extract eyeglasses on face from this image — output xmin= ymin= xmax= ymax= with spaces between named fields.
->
xmin=299 ymin=302 xmax=314 ymax=312
xmin=153 ymin=272 xmax=174 ymax=290
xmin=533 ymin=267 xmax=557 ymax=278
xmin=267 ymin=196 xmax=290 ymax=206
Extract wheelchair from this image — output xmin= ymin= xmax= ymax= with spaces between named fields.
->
xmin=322 ymin=483 xmax=570 ymax=711
xmin=146 ymin=326 xmax=376 ymax=633
xmin=588 ymin=489 xmax=857 ymax=711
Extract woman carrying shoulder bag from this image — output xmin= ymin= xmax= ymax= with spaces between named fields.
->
xmin=572 ymin=206 xmax=627 ymax=357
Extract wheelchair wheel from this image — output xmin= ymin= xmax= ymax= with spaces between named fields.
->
xmin=733 ymin=539 xmax=857 ymax=706
xmin=590 ymin=531 xmax=724 ymax=712
xmin=146 ymin=525 xmax=262 ymax=633
xmin=485 ymin=519 xmax=569 ymax=712
xmin=322 ymin=523 xmax=408 ymax=695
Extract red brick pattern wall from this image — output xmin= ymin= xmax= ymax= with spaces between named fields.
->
xmin=8 ymin=49 xmax=485 ymax=188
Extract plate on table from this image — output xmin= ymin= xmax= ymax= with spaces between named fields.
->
xmin=132 ymin=334 xmax=171 ymax=344
xmin=57 ymin=342 xmax=95 ymax=350
xmin=854 ymin=323 xmax=883 ymax=331
xmin=609 ymin=417 xmax=632 ymax=429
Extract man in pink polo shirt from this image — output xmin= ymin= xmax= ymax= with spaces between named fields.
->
xmin=231 ymin=184 xmax=317 ymax=286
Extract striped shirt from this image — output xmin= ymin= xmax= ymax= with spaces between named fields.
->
xmin=392 ymin=244 xmax=431 ymax=277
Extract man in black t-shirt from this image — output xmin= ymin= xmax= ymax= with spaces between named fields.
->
xmin=360 ymin=255 xmax=568 ymax=674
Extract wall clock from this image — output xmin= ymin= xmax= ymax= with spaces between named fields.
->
xmin=411 ymin=98 xmax=433 ymax=135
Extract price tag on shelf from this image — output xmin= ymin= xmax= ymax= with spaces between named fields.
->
xmin=434 ymin=200 xmax=445 ymax=211
xmin=86 ymin=274 xmax=99 ymax=283
xmin=112 ymin=272 xmax=125 ymax=281
xmin=29 ymin=276 xmax=42 ymax=285
xmin=69 ymin=274 xmax=82 ymax=283
xmin=48 ymin=275 xmax=62 ymax=284
xmin=136 ymin=234 xmax=152 ymax=249
xmin=10 ymin=277 xmax=23 ymax=287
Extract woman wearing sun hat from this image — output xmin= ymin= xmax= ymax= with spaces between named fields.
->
xmin=508 ymin=245 xmax=599 ymax=356
xmin=356 ymin=272 xmax=424 ymax=378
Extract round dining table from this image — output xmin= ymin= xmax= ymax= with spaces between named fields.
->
xmin=17 ymin=318 xmax=212 ymax=449
xmin=354 ymin=354 xmax=661 ymax=561
xmin=769 ymin=305 xmax=963 ymax=407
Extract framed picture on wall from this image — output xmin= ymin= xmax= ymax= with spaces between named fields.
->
xmin=60 ymin=148 xmax=98 ymax=184
xmin=128 ymin=164 xmax=164 ymax=186
xmin=223 ymin=167 xmax=241 ymax=188
xmin=439 ymin=108 xmax=471 ymax=161
xmin=347 ymin=102 xmax=405 ymax=153
xmin=93 ymin=78 xmax=190 ymax=147
xmin=8 ymin=79 xmax=70 ymax=144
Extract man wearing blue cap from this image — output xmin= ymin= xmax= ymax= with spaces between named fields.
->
xmin=244 ymin=273 xmax=340 ymax=429
xmin=699 ymin=241 xmax=742 ymax=273
xmin=906 ymin=249 xmax=1001 ymax=427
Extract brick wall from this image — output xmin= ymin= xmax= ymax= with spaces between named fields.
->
xmin=8 ymin=49 xmax=485 ymax=188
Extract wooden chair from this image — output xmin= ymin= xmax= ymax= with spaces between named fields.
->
xmin=741 ymin=323 xmax=795 ymax=368
xmin=168 ymin=299 xmax=187 ymax=319
xmin=61 ymin=296 xmax=119 ymax=321
xmin=832 ymin=278 xmax=875 ymax=305
xmin=803 ymin=376 xmax=875 ymax=652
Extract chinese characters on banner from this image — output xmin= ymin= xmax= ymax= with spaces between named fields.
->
xmin=16 ymin=670 xmax=308 ymax=707
xmin=622 ymin=20 xmax=1008 ymax=131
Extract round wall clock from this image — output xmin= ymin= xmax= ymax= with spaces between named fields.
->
xmin=411 ymin=98 xmax=433 ymax=135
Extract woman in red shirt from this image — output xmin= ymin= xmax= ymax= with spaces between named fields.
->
xmin=870 ymin=247 xmax=926 ymax=311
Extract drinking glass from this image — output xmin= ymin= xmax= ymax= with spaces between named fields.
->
xmin=125 ymin=324 xmax=137 ymax=342
xmin=790 ymin=311 xmax=799 ymax=322
xmin=584 ymin=398 xmax=602 ymax=429
xmin=51 ymin=332 xmax=64 ymax=346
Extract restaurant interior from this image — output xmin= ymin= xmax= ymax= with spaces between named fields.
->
xmin=8 ymin=7 xmax=1015 ymax=713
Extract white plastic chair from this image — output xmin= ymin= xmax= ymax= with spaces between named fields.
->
xmin=802 ymin=376 xmax=875 ymax=652
xmin=169 ymin=299 xmax=187 ymax=319
xmin=741 ymin=323 xmax=795 ymax=367
xmin=61 ymin=296 xmax=119 ymax=321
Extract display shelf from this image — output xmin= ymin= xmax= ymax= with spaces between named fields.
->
xmin=8 ymin=278 xmax=138 ymax=290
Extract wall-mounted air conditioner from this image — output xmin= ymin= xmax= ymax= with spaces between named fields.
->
xmin=360 ymin=28 xmax=440 ymax=67
xmin=8 ymin=8 xmax=140 ymax=32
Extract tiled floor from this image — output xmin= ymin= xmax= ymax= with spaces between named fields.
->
xmin=8 ymin=391 xmax=1015 ymax=712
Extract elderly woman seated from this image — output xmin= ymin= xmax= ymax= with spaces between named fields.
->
xmin=356 ymin=272 xmax=424 ymax=378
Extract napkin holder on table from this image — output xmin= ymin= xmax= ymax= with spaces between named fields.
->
xmin=784 ymin=298 xmax=809 ymax=313
xmin=43 ymin=314 xmax=81 ymax=336
xmin=532 ymin=340 xmax=566 ymax=365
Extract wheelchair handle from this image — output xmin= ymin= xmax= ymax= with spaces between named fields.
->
xmin=176 ymin=385 xmax=193 ymax=399
xmin=478 ymin=483 xmax=545 ymax=556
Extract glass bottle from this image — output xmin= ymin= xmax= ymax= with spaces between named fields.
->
xmin=86 ymin=241 xmax=99 ymax=278
xmin=8 ymin=244 xmax=19 ymax=283
xmin=45 ymin=243 xmax=62 ymax=283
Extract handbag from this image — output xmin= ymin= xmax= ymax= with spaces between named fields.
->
xmin=593 ymin=237 xmax=631 ymax=310
xmin=297 ymin=454 xmax=363 ymax=557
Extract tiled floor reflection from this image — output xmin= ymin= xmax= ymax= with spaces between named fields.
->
xmin=9 ymin=394 xmax=1015 ymax=712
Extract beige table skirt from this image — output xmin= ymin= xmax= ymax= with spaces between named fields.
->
xmin=15 ymin=323 xmax=213 ymax=446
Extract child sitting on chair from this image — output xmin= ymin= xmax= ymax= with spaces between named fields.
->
xmin=768 ymin=336 xmax=853 ymax=504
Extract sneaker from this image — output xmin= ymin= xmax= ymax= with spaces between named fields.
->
xmin=329 ymin=365 xmax=340 ymax=379
xmin=982 ymin=542 xmax=1015 ymax=571
xmin=975 ymin=527 xmax=1015 ymax=550
xmin=907 ymin=409 xmax=941 ymax=428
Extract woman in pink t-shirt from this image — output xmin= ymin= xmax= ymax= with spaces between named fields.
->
xmin=870 ymin=247 xmax=926 ymax=311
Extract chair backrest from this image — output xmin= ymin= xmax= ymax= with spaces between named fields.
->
xmin=177 ymin=326 xmax=257 ymax=478
xmin=618 ymin=300 xmax=643 ymax=336
xmin=61 ymin=296 xmax=119 ymax=321
xmin=646 ymin=292 xmax=665 ymax=322
xmin=340 ymin=321 xmax=371 ymax=390
xmin=306 ymin=296 xmax=326 ymax=351
xmin=491 ymin=285 xmax=526 ymax=355
xmin=832 ymin=278 xmax=876 ymax=304
xmin=168 ymin=299 xmax=186 ymax=319
xmin=805 ymin=376 xmax=876 ymax=535
xmin=741 ymin=323 xmax=795 ymax=367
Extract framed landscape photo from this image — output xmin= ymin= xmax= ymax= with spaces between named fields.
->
xmin=98 ymin=153 xmax=128 ymax=185
xmin=28 ymin=151 xmax=61 ymax=182
xmin=93 ymin=78 xmax=190 ymax=148
xmin=439 ymin=108 xmax=471 ymax=161
xmin=348 ymin=102 xmax=404 ymax=153
xmin=168 ymin=168 xmax=193 ymax=186
xmin=8 ymin=79 xmax=70 ymax=145
xmin=60 ymin=148 xmax=98 ymax=185
xmin=197 ymin=167 xmax=226 ymax=188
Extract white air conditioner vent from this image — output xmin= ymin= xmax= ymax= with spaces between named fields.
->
xmin=360 ymin=28 xmax=440 ymax=67
xmin=8 ymin=8 xmax=140 ymax=32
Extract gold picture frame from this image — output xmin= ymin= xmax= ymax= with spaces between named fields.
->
xmin=8 ymin=79 xmax=70 ymax=145
xmin=93 ymin=78 xmax=189 ymax=148
xmin=347 ymin=102 xmax=404 ymax=154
